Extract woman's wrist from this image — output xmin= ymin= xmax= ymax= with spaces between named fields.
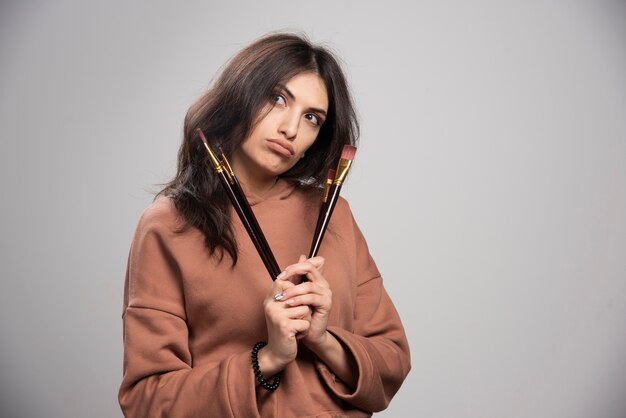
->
xmin=303 ymin=330 xmax=331 ymax=355
xmin=304 ymin=330 xmax=358 ymax=388
xmin=252 ymin=342 xmax=282 ymax=391
xmin=257 ymin=346 xmax=287 ymax=377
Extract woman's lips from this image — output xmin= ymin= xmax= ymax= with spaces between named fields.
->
xmin=266 ymin=139 xmax=295 ymax=157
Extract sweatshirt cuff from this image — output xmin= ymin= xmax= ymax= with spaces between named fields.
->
xmin=314 ymin=326 xmax=376 ymax=405
xmin=223 ymin=349 xmax=263 ymax=418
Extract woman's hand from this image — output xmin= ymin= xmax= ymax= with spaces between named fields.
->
xmin=274 ymin=255 xmax=358 ymax=388
xmin=275 ymin=255 xmax=332 ymax=350
xmin=258 ymin=273 xmax=311 ymax=377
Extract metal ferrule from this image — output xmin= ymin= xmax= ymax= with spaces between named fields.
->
xmin=219 ymin=153 xmax=236 ymax=185
xmin=333 ymin=159 xmax=353 ymax=186
xmin=201 ymin=141 xmax=224 ymax=174
xmin=322 ymin=178 xmax=333 ymax=203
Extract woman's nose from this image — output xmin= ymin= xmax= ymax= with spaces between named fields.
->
xmin=278 ymin=111 xmax=299 ymax=140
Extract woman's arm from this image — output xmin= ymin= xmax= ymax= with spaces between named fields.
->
xmin=120 ymin=307 xmax=261 ymax=418
xmin=119 ymin=205 xmax=263 ymax=418
xmin=273 ymin=203 xmax=411 ymax=412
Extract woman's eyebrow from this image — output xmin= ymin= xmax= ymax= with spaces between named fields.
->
xmin=277 ymin=83 xmax=296 ymax=101
xmin=277 ymin=83 xmax=328 ymax=117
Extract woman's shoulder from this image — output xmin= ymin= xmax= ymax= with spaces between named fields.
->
xmin=291 ymin=183 xmax=351 ymax=209
xmin=291 ymin=183 xmax=323 ymax=201
xmin=291 ymin=185 xmax=356 ymax=231
xmin=334 ymin=195 xmax=352 ymax=215
xmin=134 ymin=195 xmax=185 ymax=235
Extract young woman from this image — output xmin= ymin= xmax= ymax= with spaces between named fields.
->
xmin=119 ymin=32 xmax=410 ymax=417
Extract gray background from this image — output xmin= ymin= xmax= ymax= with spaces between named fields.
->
xmin=1 ymin=1 xmax=625 ymax=417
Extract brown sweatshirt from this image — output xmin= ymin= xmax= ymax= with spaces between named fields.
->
xmin=119 ymin=180 xmax=411 ymax=417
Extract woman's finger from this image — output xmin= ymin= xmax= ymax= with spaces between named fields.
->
xmin=277 ymin=260 xmax=328 ymax=287
xmin=291 ymin=318 xmax=311 ymax=335
xmin=284 ymin=293 xmax=330 ymax=309
xmin=276 ymin=281 xmax=325 ymax=300
xmin=275 ymin=269 xmax=306 ymax=286
xmin=307 ymin=256 xmax=325 ymax=272
xmin=276 ymin=281 xmax=314 ymax=298
xmin=281 ymin=304 xmax=311 ymax=319
xmin=268 ymin=276 xmax=295 ymax=299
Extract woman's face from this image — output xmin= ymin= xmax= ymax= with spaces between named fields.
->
xmin=232 ymin=72 xmax=329 ymax=183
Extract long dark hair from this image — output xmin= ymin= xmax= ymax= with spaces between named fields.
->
xmin=158 ymin=32 xmax=359 ymax=264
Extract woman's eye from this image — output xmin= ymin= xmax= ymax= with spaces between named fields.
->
xmin=272 ymin=94 xmax=286 ymax=106
xmin=305 ymin=113 xmax=321 ymax=126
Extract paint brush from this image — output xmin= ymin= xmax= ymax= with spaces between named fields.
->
xmin=308 ymin=145 xmax=357 ymax=259
xmin=309 ymin=168 xmax=335 ymax=258
xmin=218 ymin=147 xmax=281 ymax=278
xmin=197 ymin=128 xmax=281 ymax=280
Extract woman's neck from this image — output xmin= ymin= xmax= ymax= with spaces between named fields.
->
xmin=237 ymin=174 xmax=278 ymax=198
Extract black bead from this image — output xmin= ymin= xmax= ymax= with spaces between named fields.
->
xmin=251 ymin=341 xmax=282 ymax=392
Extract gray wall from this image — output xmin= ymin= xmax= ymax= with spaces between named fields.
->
xmin=1 ymin=1 xmax=625 ymax=417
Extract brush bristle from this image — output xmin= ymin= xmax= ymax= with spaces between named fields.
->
xmin=196 ymin=128 xmax=209 ymax=146
xmin=326 ymin=169 xmax=336 ymax=180
xmin=341 ymin=145 xmax=357 ymax=161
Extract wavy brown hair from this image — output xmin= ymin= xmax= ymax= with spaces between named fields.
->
xmin=158 ymin=32 xmax=359 ymax=264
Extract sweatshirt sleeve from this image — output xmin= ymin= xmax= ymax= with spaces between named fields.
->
xmin=118 ymin=203 xmax=261 ymax=418
xmin=315 ymin=205 xmax=411 ymax=412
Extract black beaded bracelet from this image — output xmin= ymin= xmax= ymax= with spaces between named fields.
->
xmin=251 ymin=341 xmax=282 ymax=392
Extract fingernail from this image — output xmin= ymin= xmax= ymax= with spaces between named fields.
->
xmin=274 ymin=292 xmax=284 ymax=301
xmin=276 ymin=271 xmax=287 ymax=280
